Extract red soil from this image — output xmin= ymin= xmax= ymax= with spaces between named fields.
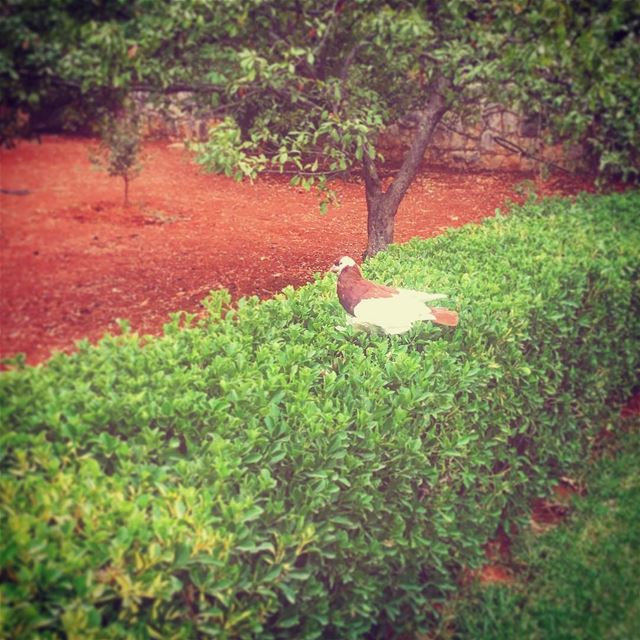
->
xmin=621 ymin=390 xmax=640 ymax=417
xmin=1 ymin=135 xmax=593 ymax=365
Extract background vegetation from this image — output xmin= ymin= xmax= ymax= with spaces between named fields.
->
xmin=2 ymin=0 xmax=639 ymax=252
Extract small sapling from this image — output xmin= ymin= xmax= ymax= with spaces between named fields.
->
xmin=91 ymin=106 xmax=142 ymax=207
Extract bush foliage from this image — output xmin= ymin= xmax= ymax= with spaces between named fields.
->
xmin=453 ymin=422 xmax=640 ymax=640
xmin=1 ymin=192 xmax=639 ymax=638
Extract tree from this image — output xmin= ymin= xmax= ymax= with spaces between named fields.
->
xmin=90 ymin=106 xmax=142 ymax=207
xmin=0 ymin=0 xmax=241 ymax=139
xmin=2 ymin=1 xmax=638 ymax=255
xmin=186 ymin=0 xmax=640 ymax=255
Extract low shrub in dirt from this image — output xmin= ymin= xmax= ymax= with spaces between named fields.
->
xmin=1 ymin=192 xmax=639 ymax=638
xmin=89 ymin=107 xmax=142 ymax=208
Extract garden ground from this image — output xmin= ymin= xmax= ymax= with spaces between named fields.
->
xmin=1 ymin=135 xmax=593 ymax=365
xmin=445 ymin=415 xmax=640 ymax=640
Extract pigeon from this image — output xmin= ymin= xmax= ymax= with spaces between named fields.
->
xmin=330 ymin=256 xmax=458 ymax=335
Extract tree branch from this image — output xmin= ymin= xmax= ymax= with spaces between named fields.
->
xmin=313 ymin=0 xmax=343 ymax=78
xmin=260 ymin=168 xmax=343 ymax=176
xmin=437 ymin=119 xmax=480 ymax=141
xmin=45 ymin=75 xmax=226 ymax=95
xmin=132 ymin=82 xmax=224 ymax=94
xmin=338 ymin=40 xmax=366 ymax=83
xmin=385 ymin=72 xmax=451 ymax=211
xmin=493 ymin=135 xmax=574 ymax=174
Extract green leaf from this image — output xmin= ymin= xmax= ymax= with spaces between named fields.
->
xmin=242 ymin=505 xmax=264 ymax=522
xmin=263 ymin=564 xmax=283 ymax=582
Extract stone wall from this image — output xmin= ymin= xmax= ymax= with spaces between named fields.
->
xmin=379 ymin=103 xmax=584 ymax=172
xmin=132 ymin=91 xmax=220 ymax=142
xmin=134 ymin=92 xmax=584 ymax=173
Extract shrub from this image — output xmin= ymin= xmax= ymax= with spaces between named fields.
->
xmin=452 ymin=422 xmax=640 ymax=640
xmin=1 ymin=192 xmax=639 ymax=638
xmin=90 ymin=107 xmax=142 ymax=207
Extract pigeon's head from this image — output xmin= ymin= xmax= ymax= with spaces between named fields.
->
xmin=330 ymin=256 xmax=357 ymax=274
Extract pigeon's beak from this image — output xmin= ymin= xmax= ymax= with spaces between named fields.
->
xmin=329 ymin=263 xmax=340 ymax=274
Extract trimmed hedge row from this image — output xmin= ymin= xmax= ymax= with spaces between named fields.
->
xmin=1 ymin=192 xmax=639 ymax=639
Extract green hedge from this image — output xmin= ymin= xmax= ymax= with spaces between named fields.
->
xmin=1 ymin=192 xmax=639 ymax=639
xmin=452 ymin=422 xmax=640 ymax=640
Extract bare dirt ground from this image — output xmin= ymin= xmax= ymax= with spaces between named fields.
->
xmin=0 ymin=135 xmax=594 ymax=365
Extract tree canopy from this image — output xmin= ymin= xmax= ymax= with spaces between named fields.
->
xmin=2 ymin=0 xmax=639 ymax=253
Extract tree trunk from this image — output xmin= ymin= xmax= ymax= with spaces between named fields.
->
xmin=366 ymin=191 xmax=397 ymax=257
xmin=362 ymin=73 xmax=451 ymax=259
xmin=123 ymin=174 xmax=129 ymax=208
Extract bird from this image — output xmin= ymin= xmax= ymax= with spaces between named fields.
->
xmin=330 ymin=256 xmax=458 ymax=335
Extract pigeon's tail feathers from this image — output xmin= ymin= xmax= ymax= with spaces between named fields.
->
xmin=431 ymin=307 xmax=459 ymax=327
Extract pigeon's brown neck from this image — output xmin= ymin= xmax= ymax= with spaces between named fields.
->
xmin=337 ymin=265 xmax=396 ymax=315
xmin=337 ymin=266 xmax=364 ymax=315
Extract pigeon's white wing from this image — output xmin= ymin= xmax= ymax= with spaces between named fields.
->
xmin=352 ymin=296 xmax=435 ymax=335
xmin=395 ymin=288 xmax=447 ymax=303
